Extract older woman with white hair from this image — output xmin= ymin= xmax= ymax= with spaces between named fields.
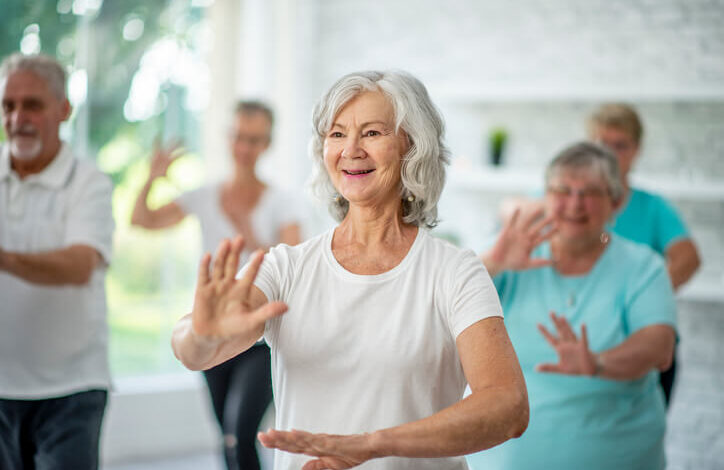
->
xmin=172 ymin=70 xmax=529 ymax=469
xmin=467 ymin=142 xmax=677 ymax=470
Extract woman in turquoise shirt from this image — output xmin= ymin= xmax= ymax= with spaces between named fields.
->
xmin=469 ymin=142 xmax=677 ymax=470
xmin=588 ymin=103 xmax=700 ymax=405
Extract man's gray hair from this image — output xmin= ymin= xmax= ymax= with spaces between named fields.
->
xmin=309 ymin=70 xmax=449 ymax=228
xmin=0 ymin=53 xmax=67 ymax=100
xmin=545 ymin=141 xmax=625 ymax=203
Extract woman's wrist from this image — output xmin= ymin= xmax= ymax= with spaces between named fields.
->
xmin=591 ymin=353 xmax=605 ymax=377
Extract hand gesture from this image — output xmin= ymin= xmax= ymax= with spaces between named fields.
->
xmin=536 ymin=312 xmax=597 ymax=376
xmin=484 ymin=204 xmax=556 ymax=274
xmin=258 ymin=429 xmax=375 ymax=470
xmin=191 ymin=236 xmax=287 ymax=342
xmin=148 ymin=139 xmax=184 ymax=181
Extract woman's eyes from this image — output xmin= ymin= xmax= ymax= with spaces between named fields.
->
xmin=328 ymin=130 xmax=382 ymax=138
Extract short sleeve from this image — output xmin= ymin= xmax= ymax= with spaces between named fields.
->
xmin=64 ymin=169 xmax=114 ymax=264
xmin=447 ymin=250 xmax=504 ymax=339
xmin=655 ymin=196 xmax=690 ymax=251
xmin=624 ymin=252 xmax=677 ymax=334
xmin=175 ymin=186 xmax=205 ymax=216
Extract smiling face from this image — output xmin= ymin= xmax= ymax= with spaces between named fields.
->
xmin=1 ymin=69 xmax=70 ymax=163
xmin=545 ymin=167 xmax=618 ymax=244
xmin=590 ymin=125 xmax=639 ymax=179
xmin=323 ymin=91 xmax=410 ymax=211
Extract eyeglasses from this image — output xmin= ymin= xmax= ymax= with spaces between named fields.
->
xmin=546 ymin=185 xmax=609 ymax=200
xmin=230 ymin=133 xmax=269 ymax=147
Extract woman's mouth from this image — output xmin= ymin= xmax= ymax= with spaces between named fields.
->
xmin=343 ymin=169 xmax=375 ymax=177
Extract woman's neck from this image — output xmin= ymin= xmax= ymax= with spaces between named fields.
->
xmin=551 ymin=234 xmax=608 ymax=275
xmin=228 ymin=167 xmax=262 ymax=191
xmin=337 ymin=202 xmax=412 ymax=247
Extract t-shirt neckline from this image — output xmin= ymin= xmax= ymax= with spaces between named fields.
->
xmin=323 ymin=226 xmax=426 ymax=283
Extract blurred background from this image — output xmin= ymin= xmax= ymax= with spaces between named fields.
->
xmin=1 ymin=0 xmax=723 ymax=468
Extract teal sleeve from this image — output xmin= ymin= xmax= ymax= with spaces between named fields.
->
xmin=623 ymin=252 xmax=677 ymax=335
xmin=655 ymin=196 xmax=690 ymax=251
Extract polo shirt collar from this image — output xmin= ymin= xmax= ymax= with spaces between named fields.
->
xmin=0 ymin=142 xmax=75 ymax=189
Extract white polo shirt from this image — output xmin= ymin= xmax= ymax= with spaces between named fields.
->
xmin=0 ymin=142 xmax=114 ymax=399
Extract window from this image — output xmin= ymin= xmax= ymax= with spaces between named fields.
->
xmin=1 ymin=0 xmax=214 ymax=377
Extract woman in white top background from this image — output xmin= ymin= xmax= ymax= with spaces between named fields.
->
xmin=172 ymin=70 xmax=529 ymax=470
xmin=132 ymin=101 xmax=301 ymax=470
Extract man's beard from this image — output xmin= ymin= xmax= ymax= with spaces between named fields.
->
xmin=9 ymin=126 xmax=43 ymax=161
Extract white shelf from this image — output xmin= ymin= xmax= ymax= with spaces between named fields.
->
xmin=447 ymin=166 xmax=724 ymax=202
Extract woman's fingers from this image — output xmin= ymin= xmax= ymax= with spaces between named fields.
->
xmin=537 ymin=323 xmax=558 ymax=347
xmin=224 ymin=236 xmax=244 ymax=280
xmin=557 ymin=316 xmax=578 ymax=342
xmin=211 ymin=239 xmax=231 ymax=282
xmin=581 ymin=324 xmax=589 ymax=352
xmin=250 ymin=301 xmax=289 ymax=325
xmin=237 ymin=249 xmax=266 ymax=298
xmin=197 ymin=252 xmax=211 ymax=286
xmin=535 ymin=362 xmax=562 ymax=373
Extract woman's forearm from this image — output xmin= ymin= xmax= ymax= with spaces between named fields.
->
xmin=171 ymin=314 xmax=224 ymax=370
xmin=596 ymin=324 xmax=676 ymax=380
xmin=370 ymin=384 xmax=528 ymax=459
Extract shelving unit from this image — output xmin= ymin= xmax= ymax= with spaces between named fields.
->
xmin=446 ymin=166 xmax=724 ymax=202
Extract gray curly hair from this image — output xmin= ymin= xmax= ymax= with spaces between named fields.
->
xmin=308 ymin=70 xmax=449 ymax=228
xmin=545 ymin=141 xmax=625 ymax=204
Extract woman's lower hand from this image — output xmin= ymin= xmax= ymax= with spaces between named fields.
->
xmin=190 ymin=236 xmax=287 ymax=344
xmin=258 ymin=429 xmax=377 ymax=470
xmin=536 ymin=312 xmax=597 ymax=376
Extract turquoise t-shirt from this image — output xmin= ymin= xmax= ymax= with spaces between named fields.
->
xmin=466 ymin=235 xmax=676 ymax=470
xmin=610 ymin=187 xmax=689 ymax=255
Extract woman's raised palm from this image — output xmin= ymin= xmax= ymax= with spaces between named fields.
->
xmin=191 ymin=237 xmax=287 ymax=341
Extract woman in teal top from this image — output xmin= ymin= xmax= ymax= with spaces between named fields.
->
xmin=588 ymin=103 xmax=700 ymax=405
xmin=469 ymin=142 xmax=677 ymax=470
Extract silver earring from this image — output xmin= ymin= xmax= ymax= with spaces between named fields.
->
xmin=600 ymin=232 xmax=610 ymax=244
xmin=407 ymin=195 xmax=415 ymax=202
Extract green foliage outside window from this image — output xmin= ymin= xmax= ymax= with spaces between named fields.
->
xmin=2 ymin=0 xmax=212 ymax=377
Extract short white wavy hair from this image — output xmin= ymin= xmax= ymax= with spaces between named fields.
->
xmin=309 ymin=70 xmax=450 ymax=228
xmin=0 ymin=53 xmax=67 ymax=101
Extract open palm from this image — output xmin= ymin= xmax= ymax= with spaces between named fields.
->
xmin=191 ymin=237 xmax=287 ymax=341
xmin=148 ymin=139 xmax=184 ymax=180
xmin=258 ymin=429 xmax=373 ymax=470
xmin=487 ymin=206 xmax=556 ymax=273
xmin=536 ymin=312 xmax=597 ymax=376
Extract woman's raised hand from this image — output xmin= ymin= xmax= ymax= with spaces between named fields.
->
xmin=148 ymin=139 xmax=184 ymax=181
xmin=536 ymin=312 xmax=597 ymax=376
xmin=483 ymin=204 xmax=556 ymax=276
xmin=191 ymin=236 xmax=288 ymax=343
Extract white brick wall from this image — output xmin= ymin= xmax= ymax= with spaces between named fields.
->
xmin=276 ymin=1 xmax=724 ymax=467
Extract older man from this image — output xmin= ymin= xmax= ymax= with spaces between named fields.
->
xmin=0 ymin=54 xmax=114 ymax=469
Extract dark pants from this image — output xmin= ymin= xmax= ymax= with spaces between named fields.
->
xmin=203 ymin=343 xmax=273 ymax=470
xmin=0 ymin=390 xmax=107 ymax=470
xmin=660 ymin=353 xmax=677 ymax=408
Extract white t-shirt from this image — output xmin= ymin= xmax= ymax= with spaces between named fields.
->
xmin=176 ymin=183 xmax=299 ymax=260
xmin=254 ymin=227 xmax=503 ymax=470
xmin=0 ymin=143 xmax=114 ymax=399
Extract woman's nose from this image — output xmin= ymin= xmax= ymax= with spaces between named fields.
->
xmin=341 ymin=136 xmax=364 ymax=159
